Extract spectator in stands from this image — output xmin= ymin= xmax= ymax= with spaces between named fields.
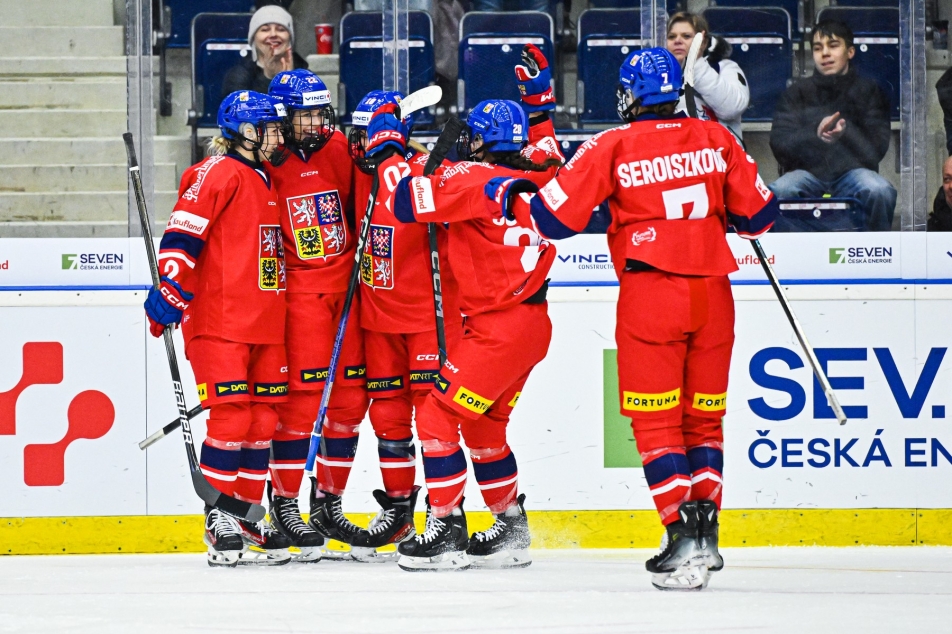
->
xmin=666 ymin=12 xmax=749 ymax=141
xmin=768 ymin=19 xmax=895 ymax=231
xmin=929 ymin=156 xmax=952 ymax=231
xmin=936 ymin=67 xmax=952 ymax=155
xmin=222 ymin=5 xmax=308 ymax=98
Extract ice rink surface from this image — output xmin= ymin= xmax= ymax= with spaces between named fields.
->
xmin=0 ymin=547 xmax=947 ymax=633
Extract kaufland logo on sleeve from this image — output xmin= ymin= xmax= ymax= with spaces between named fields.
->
xmin=167 ymin=210 xmax=209 ymax=236
xmin=411 ymin=177 xmax=436 ymax=213
xmin=829 ymin=246 xmax=894 ymax=264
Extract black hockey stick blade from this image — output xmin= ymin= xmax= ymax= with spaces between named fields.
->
xmin=124 ymin=132 xmax=266 ymax=523
xmin=138 ymin=404 xmax=203 ymax=449
xmin=424 ymin=117 xmax=464 ymax=175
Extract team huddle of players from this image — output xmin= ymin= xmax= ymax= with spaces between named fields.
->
xmin=143 ymin=42 xmax=778 ymax=590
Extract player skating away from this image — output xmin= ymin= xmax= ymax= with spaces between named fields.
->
xmin=266 ymin=70 xmax=368 ymax=560
xmin=361 ymin=94 xmax=563 ymax=571
xmin=503 ymin=48 xmax=778 ymax=589
xmin=144 ymin=91 xmax=293 ymax=567
xmin=341 ymin=91 xmax=461 ymax=560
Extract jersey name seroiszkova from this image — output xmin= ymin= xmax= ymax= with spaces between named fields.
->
xmin=157 ymin=153 xmax=286 ymax=345
xmin=268 ymin=131 xmax=357 ymax=293
xmin=525 ymin=115 xmax=776 ymax=277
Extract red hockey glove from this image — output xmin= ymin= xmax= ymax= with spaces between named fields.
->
xmin=515 ymin=44 xmax=555 ymax=113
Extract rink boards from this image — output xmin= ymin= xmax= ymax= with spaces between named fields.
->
xmin=2 ymin=233 xmax=952 ymax=553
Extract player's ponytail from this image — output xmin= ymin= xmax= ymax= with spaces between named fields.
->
xmin=206 ymin=135 xmax=233 ymax=157
xmin=489 ymin=151 xmax=563 ymax=173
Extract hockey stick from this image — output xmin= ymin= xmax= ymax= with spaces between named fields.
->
xmin=423 ymin=117 xmax=464 ymax=364
xmin=303 ymin=86 xmax=444 ymax=475
xmin=123 ymin=132 xmax=268 ymax=522
xmin=139 ymin=404 xmax=202 ymax=449
xmin=752 ymin=240 xmax=847 ymax=424
xmin=680 ymin=53 xmax=847 ymax=426
xmin=135 ymin=87 xmax=445 ymax=452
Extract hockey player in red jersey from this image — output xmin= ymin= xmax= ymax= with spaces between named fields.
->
xmin=144 ymin=90 xmax=293 ymax=567
xmin=342 ymin=90 xmax=464 ymax=560
xmin=361 ymin=87 xmax=563 ymax=570
xmin=502 ymin=48 xmax=778 ymax=589
xmin=266 ymin=70 xmax=369 ymax=559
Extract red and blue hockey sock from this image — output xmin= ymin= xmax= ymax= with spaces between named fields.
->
xmin=421 ymin=440 xmax=467 ymax=517
xmin=315 ymin=420 xmax=360 ymax=495
xmin=687 ymin=443 xmax=724 ymax=509
xmin=269 ymin=436 xmax=310 ymax=498
xmin=234 ymin=440 xmax=270 ymax=503
xmin=377 ymin=436 xmax=417 ymax=499
xmin=641 ymin=447 xmax=692 ymax=525
xmin=199 ymin=438 xmax=241 ymax=496
xmin=471 ymin=445 xmax=519 ymax=514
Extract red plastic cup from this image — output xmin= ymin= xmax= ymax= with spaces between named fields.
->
xmin=315 ymin=24 xmax=334 ymax=55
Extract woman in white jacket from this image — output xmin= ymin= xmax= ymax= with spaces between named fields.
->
xmin=666 ymin=12 xmax=750 ymax=141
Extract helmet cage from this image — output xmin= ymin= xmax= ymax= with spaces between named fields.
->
xmin=347 ymin=126 xmax=373 ymax=174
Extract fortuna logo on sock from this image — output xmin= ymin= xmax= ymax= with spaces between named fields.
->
xmin=692 ymin=392 xmax=727 ymax=411
xmin=623 ymin=388 xmax=680 ymax=412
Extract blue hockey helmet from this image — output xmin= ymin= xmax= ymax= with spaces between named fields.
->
xmin=269 ymin=69 xmax=332 ymax=110
xmin=268 ymin=69 xmax=336 ymax=152
xmin=459 ymin=99 xmax=528 ymax=161
xmin=217 ymin=91 xmax=289 ymax=164
xmin=617 ymin=47 xmax=682 ymax=120
xmin=348 ymin=90 xmax=410 ymax=173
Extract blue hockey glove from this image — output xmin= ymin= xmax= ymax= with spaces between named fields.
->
xmin=515 ymin=44 xmax=555 ymax=112
xmin=144 ymin=276 xmax=193 ymax=338
xmin=484 ymin=176 xmax=539 ymax=221
xmin=366 ymin=103 xmax=409 ymax=159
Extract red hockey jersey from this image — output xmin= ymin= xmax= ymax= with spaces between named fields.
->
xmin=157 ymin=153 xmax=286 ymax=345
xmin=357 ymin=151 xmax=463 ymax=333
xmin=518 ymin=115 xmax=777 ymax=277
xmin=268 ymin=131 xmax=357 ymax=293
xmin=388 ymin=131 xmax=562 ymax=316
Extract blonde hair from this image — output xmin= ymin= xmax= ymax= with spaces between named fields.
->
xmin=207 ymin=135 xmax=233 ymax=157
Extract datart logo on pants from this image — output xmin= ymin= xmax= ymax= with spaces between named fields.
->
xmin=61 ymin=253 xmax=125 ymax=271
xmin=0 ymin=342 xmax=115 ymax=486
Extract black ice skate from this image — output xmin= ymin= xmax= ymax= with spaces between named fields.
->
xmin=466 ymin=493 xmax=532 ymax=569
xmin=203 ymin=506 xmax=244 ymax=568
xmin=696 ymin=499 xmax=724 ymax=572
xmin=397 ymin=497 xmax=470 ymax=571
xmin=645 ymin=501 xmax=709 ymax=591
xmin=236 ymin=517 xmax=292 ymax=566
xmin=350 ymin=486 xmax=421 ymax=563
xmin=269 ymin=493 xmax=324 ymax=563
xmin=308 ymin=488 xmax=363 ymax=561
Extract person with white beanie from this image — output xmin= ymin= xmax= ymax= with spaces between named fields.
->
xmin=222 ymin=5 xmax=308 ymax=99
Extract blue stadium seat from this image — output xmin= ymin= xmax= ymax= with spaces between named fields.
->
xmin=164 ymin=0 xmax=254 ymax=48
xmin=339 ymin=11 xmax=436 ymax=125
xmin=703 ymin=0 xmax=804 ymax=37
xmin=827 ymin=0 xmax=898 ymax=6
xmin=773 ymin=198 xmax=865 ymax=231
xmin=703 ymin=6 xmax=793 ymax=121
xmin=816 ymin=7 xmax=900 ymax=120
xmin=457 ymin=12 xmax=555 ymax=115
xmin=187 ymin=13 xmax=251 ymax=163
xmin=577 ymin=9 xmax=643 ymax=124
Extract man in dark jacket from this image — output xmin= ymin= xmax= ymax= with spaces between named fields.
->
xmin=769 ymin=19 xmax=896 ymax=231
